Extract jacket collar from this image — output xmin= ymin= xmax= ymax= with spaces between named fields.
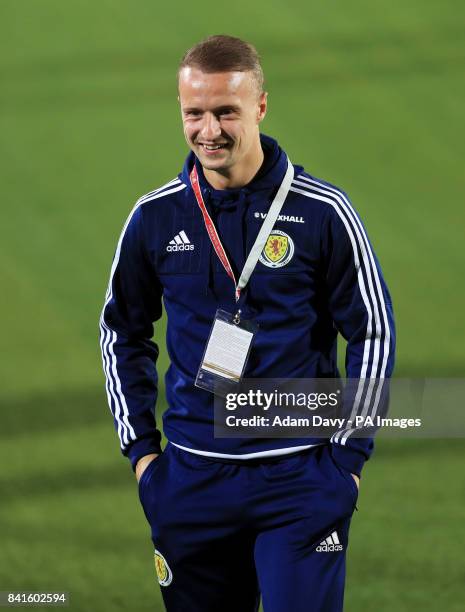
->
xmin=180 ymin=134 xmax=289 ymax=202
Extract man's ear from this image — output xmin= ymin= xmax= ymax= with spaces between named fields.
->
xmin=257 ymin=91 xmax=268 ymax=123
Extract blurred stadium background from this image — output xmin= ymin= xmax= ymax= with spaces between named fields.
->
xmin=1 ymin=1 xmax=464 ymax=610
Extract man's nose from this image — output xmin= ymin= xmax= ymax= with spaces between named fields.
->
xmin=199 ymin=112 xmax=221 ymax=140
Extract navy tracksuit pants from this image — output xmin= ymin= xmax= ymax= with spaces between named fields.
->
xmin=138 ymin=443 xmax=359 ymax=612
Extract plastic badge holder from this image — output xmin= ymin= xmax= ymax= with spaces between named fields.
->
xmin=195 ymin=309 xmax=258 ymax=397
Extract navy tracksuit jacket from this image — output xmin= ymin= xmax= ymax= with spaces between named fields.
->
xmin=100 ymin=134 xmax=395 ymax=611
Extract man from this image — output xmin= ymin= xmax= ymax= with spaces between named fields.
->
xmin=100 ymin=35 xmax=395 ymax=611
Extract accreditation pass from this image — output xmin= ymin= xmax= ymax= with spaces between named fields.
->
xmin=200 ymin=317 xmax=254 ymax=382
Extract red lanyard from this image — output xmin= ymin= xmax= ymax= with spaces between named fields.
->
xmin=190 ymin=157 xmax=294 ymax=304
xmin=190 ymin=165 xmax=241 ymax=301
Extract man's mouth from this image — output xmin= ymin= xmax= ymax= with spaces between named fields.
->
xmin=198 ymin=143 xmax=229 ymax=152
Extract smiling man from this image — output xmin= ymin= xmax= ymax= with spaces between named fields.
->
xmin=100 ymin=35 xmax=395 ymax=611
xmin=179 ymin=65 xmax=266 ymax=188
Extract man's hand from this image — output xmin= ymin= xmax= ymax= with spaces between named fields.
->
xmin=135 ymin=453 xmax=159 ymax=483
xmin=351 ymin=473 xmax=360 ymax=490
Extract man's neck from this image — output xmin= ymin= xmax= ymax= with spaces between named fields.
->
xmin=203 ymin=140 xmax=264 ymax=190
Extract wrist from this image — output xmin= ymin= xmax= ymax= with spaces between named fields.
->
xmin=135 ymin=453 xmax=159 ymax=482
xmin=127 ymin=437 xmax=163 ymax=472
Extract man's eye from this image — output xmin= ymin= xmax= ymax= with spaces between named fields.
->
xmin=185 ymin=111 xmax=201 ymax=118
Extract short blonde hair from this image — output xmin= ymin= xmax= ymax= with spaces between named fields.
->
xmin=178 ymin=34 xmax=264 ymax=94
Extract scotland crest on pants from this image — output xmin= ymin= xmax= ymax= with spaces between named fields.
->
xmin=154 ymin=549 xmax=173 ymax=586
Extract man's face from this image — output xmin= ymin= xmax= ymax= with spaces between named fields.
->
xmin=178 ymin=67 xmax=267 ymax=173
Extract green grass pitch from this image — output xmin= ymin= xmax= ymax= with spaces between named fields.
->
xmin=1 ymin=1 xmax=464 ymax=610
